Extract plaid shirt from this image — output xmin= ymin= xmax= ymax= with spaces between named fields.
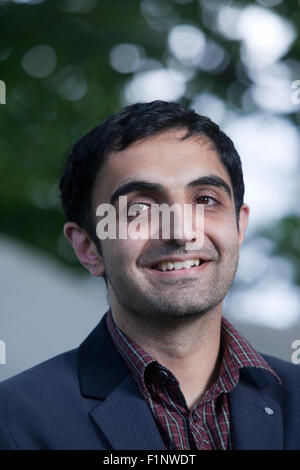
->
xmin=106 ymin=309 xmax=281 ymax=450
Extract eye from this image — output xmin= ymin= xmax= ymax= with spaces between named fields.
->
xmin=196 ymin=196 xmax=218 ymax=206
xmin=127 ymin=202 xmax=151 ymax=217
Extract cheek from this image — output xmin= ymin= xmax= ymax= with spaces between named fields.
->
xmin=204 ymin=216 xmax=239 ymax=254
xmin=102 ymin=238 xmax=145 ymax=268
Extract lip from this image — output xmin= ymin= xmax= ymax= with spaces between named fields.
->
xmin=145 ymin=260 xmax=211 ymax=278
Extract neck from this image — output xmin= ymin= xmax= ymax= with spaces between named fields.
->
xmin=110 ymin=302 xmax=223 ymax=409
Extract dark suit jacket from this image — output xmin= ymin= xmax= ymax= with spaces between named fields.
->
xmin=0 ymin=313 xmax=300 ymax=450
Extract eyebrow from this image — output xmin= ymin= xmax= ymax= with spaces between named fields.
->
xmin=109 ymin=174 xmax=232 ymax=206
xmin=188 ymin=175 xmax=232 ymax=199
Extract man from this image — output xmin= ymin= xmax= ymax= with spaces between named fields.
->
xmin=0 ymin=100 xmax=299 ymax=450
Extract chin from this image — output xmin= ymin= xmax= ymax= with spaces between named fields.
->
xmin=140 ymin=300 xmax=213 ymax=319
xmin=164 ymin=307 xmax=211 ymax=318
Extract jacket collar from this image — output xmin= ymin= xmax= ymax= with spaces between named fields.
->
xmin=78 ymin=312 xmax=129 ymax=399
xmin=77 ymin=311 xmax=167 ymax=450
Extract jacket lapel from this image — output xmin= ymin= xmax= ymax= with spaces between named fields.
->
xmin=229 ymin=368 xmax=284 ymax=450
xmin=89 ymin=374 xmax=166 ymax=450
xmin=78 ymin=312 xmax=166 ymax=450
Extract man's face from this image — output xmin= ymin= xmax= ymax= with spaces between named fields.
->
xmin=92 ymin=129 xmax=249 ymax=321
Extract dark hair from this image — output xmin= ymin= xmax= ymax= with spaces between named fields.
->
xmin=59 ymin=100 xmax=244 ymax=272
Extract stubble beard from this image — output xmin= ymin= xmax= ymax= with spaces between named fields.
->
xmin=105 ymin=254 xmax=239 ymax=323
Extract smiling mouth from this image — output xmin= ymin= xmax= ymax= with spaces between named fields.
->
xmin=151 ymin=258 xmax=205 ymax=272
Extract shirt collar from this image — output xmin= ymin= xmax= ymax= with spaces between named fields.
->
xmin=106 ymin=309 xmax=156 ymax=398
xmin=106 ymin=309 xmax=282 ymax=401
xmin=218 ymin=317 xmax=282 ymax=394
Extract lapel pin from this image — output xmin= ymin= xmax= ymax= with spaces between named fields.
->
xmin=264 ymin=407 xmax=274 ymax=415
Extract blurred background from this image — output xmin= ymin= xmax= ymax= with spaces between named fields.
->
xmin=1 ymin=0 xmax=300 ymax=381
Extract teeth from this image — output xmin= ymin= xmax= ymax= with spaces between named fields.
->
xmin=155 ymin=259 xmax=202 ymax=271
xmin=183 ymin=260 xmax=194 ymax=269
xmin=174 ymin=261 xmax=183 ymax=270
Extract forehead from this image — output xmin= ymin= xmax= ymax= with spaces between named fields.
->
xmin=93 ymin=129 xmax=232 ymax=202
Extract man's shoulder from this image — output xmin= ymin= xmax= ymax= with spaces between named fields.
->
xmin=0 ymin=314 xmax=111 ymax=405
xmin=260 ymin=352 xmax=300 ymax=391
xmin=0 ymin=345 xmax=108 ymax=450
xmin=0 ymin=348 xmax=78 ymax=399
xmin=261 ymin=352 xmax=300 ymax=377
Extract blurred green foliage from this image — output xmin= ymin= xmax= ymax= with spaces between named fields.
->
xmin=0 ymin=0 xmax=299 ymax=282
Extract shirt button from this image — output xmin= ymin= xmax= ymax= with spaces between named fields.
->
xmin=264 ymin=407 xmax=274 ymax=415
xmin=159 ymin=370 xmax=168 ymax=378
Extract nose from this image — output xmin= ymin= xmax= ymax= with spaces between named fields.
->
xmin=168 ymin=203 xmax=204 ymax=251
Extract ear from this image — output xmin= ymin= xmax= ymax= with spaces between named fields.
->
xmin=237 ymin=204 xmax=250 ymax=247
xmin=63 ymin=222 xmax=105 ymax=277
